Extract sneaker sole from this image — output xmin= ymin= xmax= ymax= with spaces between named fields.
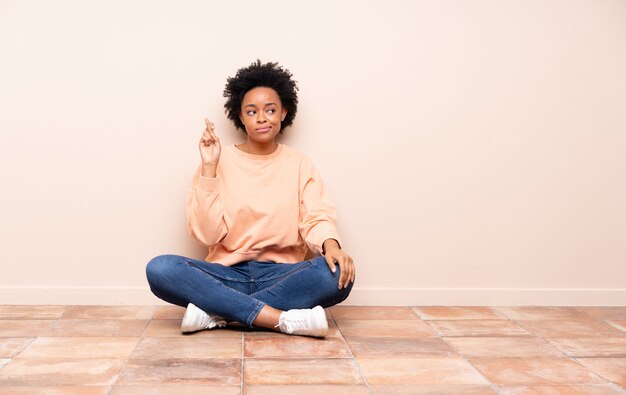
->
xmin=311 ymin=306 xmax=329 ymax=337
xmin=181 ymin=303 xmax=201 ymax=333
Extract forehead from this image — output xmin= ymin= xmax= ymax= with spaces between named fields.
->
xmin=242 ymin=87 xmax=281 ymax=106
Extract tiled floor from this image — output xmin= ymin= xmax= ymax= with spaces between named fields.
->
xmin=0 ymin=305 xmax=625 ymax=394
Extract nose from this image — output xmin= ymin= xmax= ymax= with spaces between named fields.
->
xmin=256 ymin=112 xmax=267 ymax=123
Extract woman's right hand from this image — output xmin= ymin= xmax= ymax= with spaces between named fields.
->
xmin=199 ymin=118 xmax=221 ymax=177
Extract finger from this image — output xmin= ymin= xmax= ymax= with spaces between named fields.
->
xmin=350 ymin=258 xmax=356 ymax=283
xmin=211 ymin=131 xmax=221 ymax=148
xmin=338 ymin=256 xmax=347 ymax=288
xmin=325 ymin=256 xmax=336 ymax=274
xmin=341 ymin=257 xmax=353 ymax=287
xmin=350 ymin=259 xmax=356 ymax=283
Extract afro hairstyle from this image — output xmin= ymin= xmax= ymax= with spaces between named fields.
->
xmin=223 ymin=60 xmax=299 ymax=133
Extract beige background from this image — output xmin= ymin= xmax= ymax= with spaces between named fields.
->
xmin=1 ymin=0 xmax=625 ymax=305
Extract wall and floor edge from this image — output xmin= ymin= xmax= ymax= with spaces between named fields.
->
xmin=1 ymin=287 xmax=624 ymax=306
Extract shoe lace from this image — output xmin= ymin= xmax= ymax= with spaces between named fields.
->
xmin=277 ymin=313 xmax=307 ymax=334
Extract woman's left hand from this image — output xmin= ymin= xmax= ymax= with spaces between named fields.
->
xmin=323 ymin=240 xmax=355 ymax=289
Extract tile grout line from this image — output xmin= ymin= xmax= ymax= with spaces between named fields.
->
xmin=434 ymin=317 xmax=504 ymax=394
xmin=106 ymin=310 xmax=151 ymax=391
xmin=333 ymin=315 xmax=374 ymax=394
xmin=569 ymin=355 xmax=622 ymax=388
xmin=240 ymin=331 xmax=244 ymax=395
xmin=500 ymin=313 xmax=621 ymax=387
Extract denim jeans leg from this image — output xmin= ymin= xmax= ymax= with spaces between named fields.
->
xmin=146 ymin=254 xmax=265 ymax=326
xmin=250 ymin=256 xmax=354 ymax=311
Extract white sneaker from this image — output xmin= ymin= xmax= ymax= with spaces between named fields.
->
xmin=277 ymin=305 xmax=328 ymax=337
xmin=181 ymin=303 xmax=227 ymax=333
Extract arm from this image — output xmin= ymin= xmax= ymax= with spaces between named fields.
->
xmin=185 ymin=118 xmax=228 ymax=247
xmin=185 ymin=166 xmax=228 ymax=247
xmin=298 ymin=158 xmax=342 ymax=255
xmin=299 ymin=159 xmax=355 ymax=288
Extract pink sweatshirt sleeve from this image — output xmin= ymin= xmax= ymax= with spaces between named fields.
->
xmin=186 ymin=166 xmax=228 ymax=247
xmin=298 ymin=158 xmax=343 ymax=255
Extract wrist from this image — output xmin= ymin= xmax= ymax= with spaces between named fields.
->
xmin=322 ymin=238 xmax=340 ymax=255
xmin=201 ymin=163 xmax=217 ymax=178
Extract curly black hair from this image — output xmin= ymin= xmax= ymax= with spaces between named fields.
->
xmin=223 ymin=60 xmax=299 ymax=133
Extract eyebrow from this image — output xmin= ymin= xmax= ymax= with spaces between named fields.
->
xmin=244 ymin=102 xmax=278 ymax=108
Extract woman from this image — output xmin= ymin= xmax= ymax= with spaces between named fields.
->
xmin=146 ymin=60 xmax=355 ymax=338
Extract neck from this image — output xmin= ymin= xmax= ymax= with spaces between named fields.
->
xmin=243 ymin=139 xmax=278 ymax=155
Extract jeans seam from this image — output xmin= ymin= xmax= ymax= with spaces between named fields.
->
xmin=252 ymin=261 xmax=316 ymax=283
xmin=245 ymin=301 xmax=266 ymax=327
xmin=185 ymin=260 xmax=265 ymax=327
xmin=183 ymin=260 xmax=250 ymax=283
xmin=249 ymin=260 xmax=315 ymax=298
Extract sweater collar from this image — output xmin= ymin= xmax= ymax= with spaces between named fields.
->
xmin=232 ymin=143 xmax=283 ymax=160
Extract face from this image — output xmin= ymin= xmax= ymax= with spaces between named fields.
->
xmin=239 ymin=87 xmax=287 ymax=143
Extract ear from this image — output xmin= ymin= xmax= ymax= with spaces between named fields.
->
xmin=281 ymin=108 xmax=287 ymax=121
xmin=239 ymin=111 xmax=244 ymax=123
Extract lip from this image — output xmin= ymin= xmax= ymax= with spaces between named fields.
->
xmin=255 ymin=126 xmax=272 ymax=133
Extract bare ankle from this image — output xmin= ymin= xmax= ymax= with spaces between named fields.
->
xmin=252 ymin=305 xmax=283 ymax=329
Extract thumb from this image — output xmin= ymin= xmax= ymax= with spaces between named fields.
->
xmin=325 ymin=256 xmax=337 ymax=273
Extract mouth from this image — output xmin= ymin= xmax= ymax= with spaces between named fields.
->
xmin=256 ymin=126 xmax=271 ymax=133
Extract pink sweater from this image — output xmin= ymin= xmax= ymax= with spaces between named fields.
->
xmin=186 ymin=143 xmax=342 ymax=266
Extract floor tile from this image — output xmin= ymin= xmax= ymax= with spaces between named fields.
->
xmin=243 ymin=320 xmax=342 ymax=338
xmin=0 ymin=358 xmax=124 ymax=386
xmin=110 ymin=384 xmax=240 ymax=394
xmin=336 ymin=320 xmax=436 ymax=337
xmin=426 ymin=320 xmax=529 ymax=337
xmin=0 ymin=338 xmax=33 ymax=357
xmin=16 ymin=337 xmax=139 ymax=359
xmin=152 ymin=305 xmax=185 ymax=320
xmin=244 ymin=335 xmax=351 ymax=358
xmin=2 ymin=303 xmax=625 ymax=391
xmin=607 ymin=320 xmax=626 ymax=332
xmin=46 ymin=319 xmax=148 ymax=337
xmin=0 ymin=387 xmax=110 ymax=395
xmin=330 ymin=306 xmax=418 ymax=320
xmin=547 ymin=337 xmax=626 ymax=357
xmin=357 ymin=356 xmax=488 ymax=385
xmin=516 ymin=319 xmax=626 ymax=338
xmin=413 ymin=306 xmax=503 ymax=320
xmin=498 ymin=385 xmax=626 ymax=394
xmin=345 ymin=336 xmax=455 ymax=357
xmin=244 ymin=359 xmax=363 ymax=384
xmin=445 ymin=337 xmax=564 ymax=357
xmin=244 ymin=384 xmax=371 ymax=394
xmin=469 ymin=357 xmax=604 ymax=385
xmin=62 ymin=306 xmax=157 ymax=320
xmin=575 ymin=307 xmax=626 ymax=320
xmin=576 ymin=358 xmax=626 ymax=387
xmin=142 ymin=319 xmax=241 ymax=337
xmin=117 ymin=358 xmax=240 ymax=385
xmin=494 ymin=307 xmax=589 ymax=321
xmin=0 ymin=320 xmax=55 ymax=337
xmin=0 ymin=305 xmax=69 ymax=320
xmin=132 ymin=336 xmax=242 ymax=358
xmin=370 ymin=384 xmax=498 ymax=394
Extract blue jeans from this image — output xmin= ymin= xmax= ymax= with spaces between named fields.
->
xmin=146 ymin=254 xmax=353 ymax=327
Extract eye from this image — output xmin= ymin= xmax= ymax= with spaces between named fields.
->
xmin=267 ymin=108 xmax=276 ymax=114
xmin=246 ymin=110 xmax=256 ymax=116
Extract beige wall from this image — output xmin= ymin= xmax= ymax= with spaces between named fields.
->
xmin=1 ymin=0 xmax=625 ymax=305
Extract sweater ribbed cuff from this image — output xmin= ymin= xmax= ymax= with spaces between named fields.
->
xmin=198 ymin=175 xmax=220 ymax=192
